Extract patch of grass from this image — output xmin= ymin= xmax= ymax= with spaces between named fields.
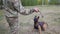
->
xmin=0 ymin=10 xmax=3 ymax=15
xmin=0 ymin=10 xmax=4 ymax=21
xmin=20 ymin=22 xmax=32 ymax=27
xmin=0 ymin=27 xmax=7 ymax=34
xmin=54 ymin=18 xmax=60 ymax=23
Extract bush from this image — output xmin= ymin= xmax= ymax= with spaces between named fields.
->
xmin=0 ymin=0 xmax=3 ymax=5
xmin=21 ymin=0 xmax=42 ymax=6
xmin=49 ymin=0 xmax=60 ymax=5
xmin=0 ymin=0 xmax=3 ymax=9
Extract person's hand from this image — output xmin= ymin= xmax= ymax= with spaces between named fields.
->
xmin=33 ymin=7 xmax=39 ymax=13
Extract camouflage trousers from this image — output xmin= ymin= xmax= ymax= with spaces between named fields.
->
xmin=6 ymin=16 xmax=19 ymax=34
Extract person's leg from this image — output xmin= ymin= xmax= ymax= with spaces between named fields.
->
xmin=6 ymin=16 xmax=18 ymax=34
xmin=38 ymin=25 xmax=42 ymax=34
xmin=43 ymin=23 xmax=47 ymax=31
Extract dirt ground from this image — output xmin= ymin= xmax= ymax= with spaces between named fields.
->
xmin=0 ymin=5 xmax=60 ymax=34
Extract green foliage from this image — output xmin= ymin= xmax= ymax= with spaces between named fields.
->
xmin=21 ymin=0 xmax=42 ymax=6
xmin=37 ymin=0 xmax=42 ymax=5
xmin=21 ymin=0 xmax=60 ymax=6
xmin=49 ymin=0 xmax=60 ymax=5
xmin=0 ymin=0 xmax=60 ymax=6
xmin=0 ymin=0 xmax=3 ymax=5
